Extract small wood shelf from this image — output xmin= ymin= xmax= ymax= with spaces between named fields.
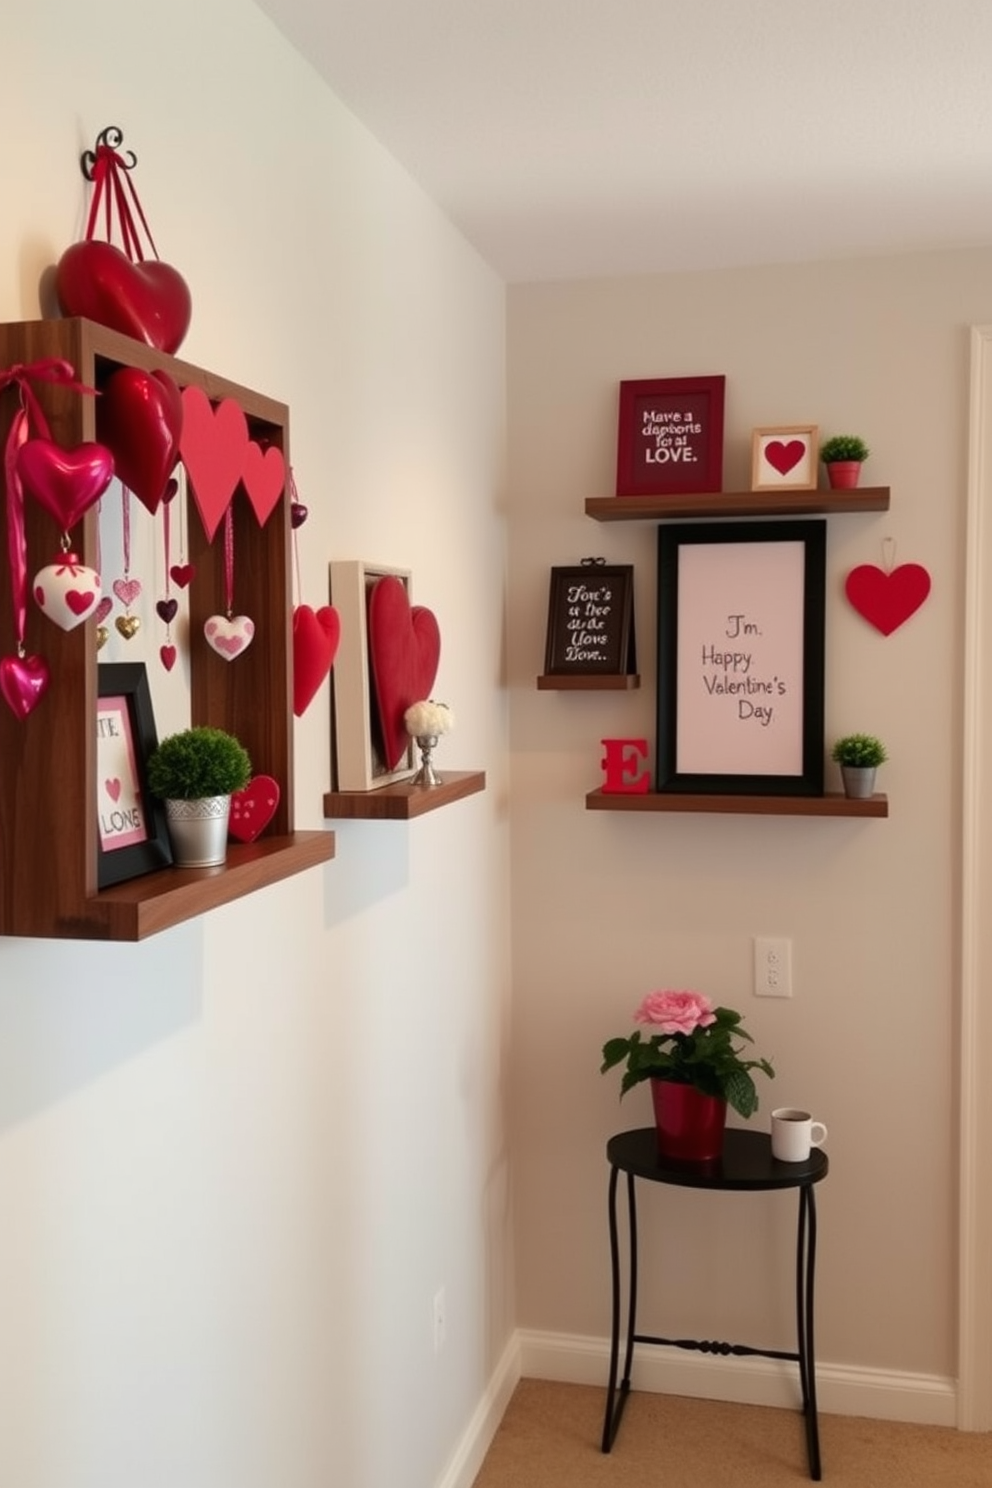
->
xmin=537 ymin=674 xmax=640 ymax=690
xmin=83 ymin=832 xmax=335 ymax=941
xmin=585 ymin=789 xmax=888 ymax=818
xmin=324 ymin=770 xmax=486 ymax=820
xmin=584 ymin=488 xmax=890 ymax=521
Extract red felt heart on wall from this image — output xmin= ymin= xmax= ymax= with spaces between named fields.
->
xmin=293 ymin=604 xmax=340 ymax=717
xmin=56 ymin=240 xmax=192 ymax=355
xmin=367 ymin=576 xmax=441 ymax=770
xmin=228 ymin=775 xmax=280 ymax=843
xmin=845 ymin=563 xmax=932 ymax=636
xmin=180 ymin=387 xmax=248 ymax=541
xmin=97 ymin=367 xmax=183 ymax=514
xmin=765 ymin=439 xmax=805 ymax=476
xmin=17 ymin=439 xmax=114 ymax=530
xmin=242 ymin=441 xmax=285 ymax=526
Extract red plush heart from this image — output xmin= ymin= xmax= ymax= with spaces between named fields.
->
xmin=242 ymin=441 xmax=285 ymax=526
xmin=293 ymin=604 xmax=340 ymax=717
xmin=17 ymin=439 xmax=114 ymax=530
xmin=180 ymin=387 xmax=248 ymax=541
xmin=97 ymin=367 xmax=183 ymax=514
xmin=367 ymin=576 xmax=441 ymax=770
xmin=845 ymin=563 xmax=932 ymax=636
xmin=56 ymin=240 xmax=192 ymax=354
xmin=0 ymin=653 xmax=50 ymax=720
xmin=765 ymin=439 xmax=805 ymax=476
xmin=228 ymin=775 xmax=280 ymax=843
xmin=170 ymin=563 xmax=194 ymax=588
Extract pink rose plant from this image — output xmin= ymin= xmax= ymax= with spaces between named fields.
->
xmin=601 ymin=987 xmax=774 ymax=1119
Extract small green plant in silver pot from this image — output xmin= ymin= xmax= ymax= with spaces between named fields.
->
xmin=831 ymin=733 xmax=887 ymax=800
xmin=147 ymin=726 xmax=252 ymax=868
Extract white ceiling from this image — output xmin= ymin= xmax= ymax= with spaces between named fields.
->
xmin=255 ymin=0 xmax=992 ymax=283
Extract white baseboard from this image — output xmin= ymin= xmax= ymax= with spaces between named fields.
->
xmin=517 ymin=1329 xmax=958 ymax=1429
xmin=434 ymin=1334 xmax=522 ymax=1488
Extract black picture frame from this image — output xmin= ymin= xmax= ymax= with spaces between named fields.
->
xmin=96 ymin=663 xmax=173 ymax=887
xmin=543 ymin=563 xmax=636 ymax=676
xmin=656 ymin=520 xmax=826 ymax=796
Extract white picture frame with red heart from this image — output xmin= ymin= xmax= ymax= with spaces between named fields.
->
xmin=751 ymin=424 xmax=818 ymax=492
xmin=329 ymin=560 xmax=442 ymax=791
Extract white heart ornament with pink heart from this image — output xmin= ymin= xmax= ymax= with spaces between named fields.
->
xmin=204 ymin=614 xmax=254 ymax=660
xmin=33 ymin=553 xmax=102 ymax=631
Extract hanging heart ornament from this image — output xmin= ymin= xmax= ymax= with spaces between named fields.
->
xmin=845 ymin=563 xmax=932 ymax=636
xmin=293 ymin=604 xmax=340 ymax=716
xmin=56 ymin=240 xmax=192 ymax=355
xmin=97 ymin=367 xmax=183 ymax=515
xmin=204 ymin=614 xmax=254 ymax=659
xmin=0 ymin=654 xmax=50 ymax=720
xmin=17 ymin=439 xmax=115 ymax=531
xmin=33 ymin=553 xmax=102 ymax=631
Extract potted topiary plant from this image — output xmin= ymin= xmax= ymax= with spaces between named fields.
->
xmin=830 ymin=732 xmax=887 ymax=799
xmin=146 ymin=725 xmax=252 ymax=867
xmin=819 ymin=434 xmax=870 ymax=490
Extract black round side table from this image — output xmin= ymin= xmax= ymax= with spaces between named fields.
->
xmin=602 ymin=1126 xmax=829 ymax=1481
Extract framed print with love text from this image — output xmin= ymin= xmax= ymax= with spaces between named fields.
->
xmin=751 ymin=424 xmax=819 ymax=492
xmin=97 ymin=663 xmax=173 ymax=887
xmin=656 ymin=520 xmax=826 ymax=796
xmin=616 ymin=375 xmax=725 ymax=497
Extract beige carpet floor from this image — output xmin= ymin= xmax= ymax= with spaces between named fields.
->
xmin=471 ymin=1379 xmax=992 ymax=1488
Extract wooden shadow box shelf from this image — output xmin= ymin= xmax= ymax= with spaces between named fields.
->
xmin=584 ymin=488 xmax=890 ymax=521
xmin=537 ymin=675 xmax=640 ymax=690
xmin=324 ymin=770 xmax=486 ymax=820
xmin=0 ymin=316 xmax=335 ymax=941
xmin=586 ymin=789 xmax=888 ymax=818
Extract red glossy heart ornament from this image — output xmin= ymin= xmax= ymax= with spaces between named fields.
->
xmin=0 ymin=653 xmax=50 ymax=719
xmin=293 ymin=603 xmax=340 ymax=717
xmin=56 ymin=239 xmax=192 ymax=354
xmin=228 ymin=775 xmax=280 ymax=843
xmin=242 ymin=441 xmax=285 ymax=526
xmin=845 ymin=563 xmax=932 ymax=636
xmin=180 ymin=388 xmax=248 ymax=542
xmin=98 ymin=367 xmax=183 ymax=514
xmin=367 ymin=576 xmax=441 ymax=770
xmin=765 ymin=439 xmax=804 ymax=476
xmin=17 ymin=439 xmax=114 ymax=530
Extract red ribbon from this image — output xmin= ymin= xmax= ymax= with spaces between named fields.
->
xmin=84 ymin=143 xmax=160 ymax=263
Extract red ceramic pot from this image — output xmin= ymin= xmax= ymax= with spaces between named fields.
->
xmin=825 ymin=460 xmax=862 ymax=489
xmin=650 ymin=1079 xmax=727 ymax=1162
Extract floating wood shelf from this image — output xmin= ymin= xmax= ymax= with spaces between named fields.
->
xmin=323 ymin=770 xmax=486 ymax=820
xmin=537 ymin=674 xmax=640 ymax=690
xmin=585 ymin=789 xmax=888 ymax=818
xmin=584 ymin=488 xmax=890 ymax=521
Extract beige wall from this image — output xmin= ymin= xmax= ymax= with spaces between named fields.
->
xmin=0 ymin=5 xmax=512 ymax=1488
xmin=507 ymin=250 xmax=990 ymax=1413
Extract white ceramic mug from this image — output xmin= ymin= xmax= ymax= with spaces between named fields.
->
xmin=771 ymin=1107 xmax=828 ymax=1162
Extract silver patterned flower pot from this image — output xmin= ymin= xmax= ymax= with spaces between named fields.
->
xmin=840 ymin=765 xmax=877 ymax=799
xmin=165 ymin=795 xmax=231 ymax=867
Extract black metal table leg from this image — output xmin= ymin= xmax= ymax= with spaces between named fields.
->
xmin=796 ymin=1184 xmax=822 ymax=1480
xmin=602 ymin=1166 xmax=638 ymax=1451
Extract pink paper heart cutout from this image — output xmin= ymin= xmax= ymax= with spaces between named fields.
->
xmin=97 ymin=367 xmax=183 ymax=515
xmin=105 ymin=778 xmax=121 ymax=803
xmin=845 ymin=563 xmax=932 ymax=636
xmin=367 ymin=576 xmax=441 ymax=771
xmin=204 ymin=614 xmax=254 ymax=659
xmin=293 ymin=603 xmax=340 ymax=717
xmin=170 ymin=563 xmax=195 ymax=589
xmin=113 ymin=578 xmax=142 ymax=607
xmin=181 ymin=388 xmax=248 ymax=542
xmin=56 ymin=239 xmax=191 ymax=354
xmin=94 ymin=596 xmax=114 ymax=625
xmin=228 ymin=775 xmax=281 ymax=843
xmin=160 ymin=644 xmax=177 ymax=672
xmin=242 ymin=441 xmax=285 ymax=526
xmin=0 ymin=653 xmax=50 ymax=720
xmin=765 ymin=439 xmax=805 ymax=476
xmin=17 ymin=438 xmax=114 ymax=530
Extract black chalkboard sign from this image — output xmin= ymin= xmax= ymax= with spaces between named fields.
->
xmin=543 ymin=562 xmax=636 ymax=675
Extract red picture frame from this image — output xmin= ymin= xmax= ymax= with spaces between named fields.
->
xmin=616 ymin=375 xmax=725 ymax=497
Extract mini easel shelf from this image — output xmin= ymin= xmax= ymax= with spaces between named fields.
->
xmin=585 ymin=790 xmax=888 ymax=818
xmin=537 ymin=675 xmax=640 ymax=690
xmin=323 ymin=770 xmax=486 ymax=820
xmin=584 ymin=488 xmax=890 ymax=521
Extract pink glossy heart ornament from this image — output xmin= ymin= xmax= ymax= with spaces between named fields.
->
xmin=17 ymin=438 xmax=114 ymax=531
xmin=845 ymin=563 xmax=932 ymax=636
xmin=228 ymin=775 xmax=280 ymax=843
xmin=293 ymin=604 xmax=340 ymax=717
xmin=204 ymin=613 xmax=254 ymax=659
xmin=56 ymin=239 xmax=192 ymax=354
xmin=180 ymin=387 xmax=248 ymax=542
xmin=367 ymin=576 xmax=441 ymax=770
xmin=33 ymin=553 xmax=102 ymax=631
xmin=0 ymin=653 xmax=50 ymax=720
xmin=98 ymin=367 xmax=183 ymax=514
xmin=242 ymin=441 xmax=285 ymax=526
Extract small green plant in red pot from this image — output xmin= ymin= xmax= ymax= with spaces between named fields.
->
xmin=820 ymin=434 xmax=870 ymax=489
xmin=601 ymin=990 xmax=774 ymax=1161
